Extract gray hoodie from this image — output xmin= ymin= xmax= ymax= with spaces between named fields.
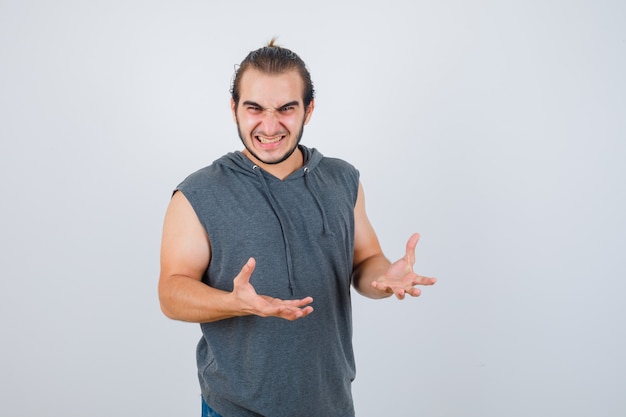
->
xmin=176 ymin=145 xmax=360 ymax=417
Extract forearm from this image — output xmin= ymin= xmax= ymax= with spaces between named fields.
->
xmin=352 ymin=254 xmax=392 ymax=299
xmin=158 ymin=275 xmax=241 ymax=323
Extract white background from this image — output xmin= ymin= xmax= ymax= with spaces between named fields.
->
xmin=1 ymin=1 xmax=625 ymax=416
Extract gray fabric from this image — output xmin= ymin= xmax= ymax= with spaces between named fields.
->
xmin=176 ymin=146 xmax=360 ymax=417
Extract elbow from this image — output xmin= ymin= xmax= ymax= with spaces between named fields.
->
xmin=159 ymin=299 xmax=176 ymax=320
xmin=158 ymin=278 xmax=178 ymax=320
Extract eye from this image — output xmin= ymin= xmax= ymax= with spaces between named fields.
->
xmin=279 ymin=105 xmax=295 ymax=113
xmin=246 ymin=105 xmax=263 ymax=113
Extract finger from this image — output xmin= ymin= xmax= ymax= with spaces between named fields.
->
xmin=233 ymin=257 xmax=255 ymax=286
xmin=412 ymin=275 xmax=437 ymax=286
xmin=271 ymin=300 xmax=314 ymax=321
xmin=405 ymin=287 xmax=422 ymax=297
xmin=405 ymin=233 xmax=420 ymax=266
xmin=280 ymin=305 xmax=314 ymax=321
xmin=282 ymin=296 xmax=314 ymax=308
xmin=394 ymin=288 xmax=406 ymax=300
xmin=371 ymin=280 xmax=393 ymax=294
xmin=259 ymin=296 xmax=314 ymax=320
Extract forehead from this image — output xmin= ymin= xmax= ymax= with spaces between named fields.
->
xmin=238 ymin=68 xmax=305 ymax=105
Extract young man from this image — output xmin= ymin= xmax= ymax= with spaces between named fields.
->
xmin=158 ymin=39 xmax=436 ymax=417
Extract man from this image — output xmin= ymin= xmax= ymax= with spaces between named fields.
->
xmin=158 ymin=39 xmax=436 ymax=417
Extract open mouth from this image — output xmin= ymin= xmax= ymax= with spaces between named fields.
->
xmin=256 ymin=135 xmax=284 ymax=144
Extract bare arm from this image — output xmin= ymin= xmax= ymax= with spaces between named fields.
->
xmin=158 ymin=191 xmax=313 ymax=322
xmin=352 ymin=182 xmax=393 ymax=298
xmin=351 ymin=182 xmax=436 ymax=299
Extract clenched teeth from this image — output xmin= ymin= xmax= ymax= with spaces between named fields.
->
xmin=257 ymin=136 xmax=283 ymax=144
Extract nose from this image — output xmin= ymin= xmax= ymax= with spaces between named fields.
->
xmin=259 ymin=109 xmax=281 ymax=134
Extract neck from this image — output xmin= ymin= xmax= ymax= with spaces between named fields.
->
xmin=243 ymin=147 xmax=304 ymax=180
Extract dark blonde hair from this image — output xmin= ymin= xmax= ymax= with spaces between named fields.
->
xmin=231 ymin=38 xmax=315 ymax=109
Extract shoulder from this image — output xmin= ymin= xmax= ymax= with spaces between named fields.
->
xmin=317 ymin=155 xmax=360 ymax=185
xmin=304 ymin=147 xmax=358 ymax=176
xmin=176 ymin=158 xmax=236 ymax=194
xmin=309 ymin=154 xmax=360 ymax=205
xmin=177 ymin=164 xmax=216 ymax=188
xmin=319 ymin=155 xmax=357 ymax=170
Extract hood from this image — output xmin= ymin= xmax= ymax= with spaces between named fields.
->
xmin=213 ymin=145 xmax=323 ymax=179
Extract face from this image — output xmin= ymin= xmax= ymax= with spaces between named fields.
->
xmin=232 ymin=68 xmax=314 ymax=169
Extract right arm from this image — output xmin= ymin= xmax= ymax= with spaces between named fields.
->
xmin=158 ymin=191 xmax=313 ymax=323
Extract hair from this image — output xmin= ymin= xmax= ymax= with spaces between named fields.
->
xmin=230 ymin=38 xmax=315 ymax=109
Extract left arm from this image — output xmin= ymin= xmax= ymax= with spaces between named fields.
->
xmin=351 ymin=182 xmax=436 ymax=299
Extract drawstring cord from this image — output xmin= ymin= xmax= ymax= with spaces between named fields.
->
xmin=304 ymin=167 xmax=334 ymax=236
xmin=252 ymin=164 xmax=296 ymax=295
xmin=250 ymin=162 xmax=333 ymax=295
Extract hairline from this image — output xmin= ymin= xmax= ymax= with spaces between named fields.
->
xmin=233 ymin=67 xmax=312 ymax=110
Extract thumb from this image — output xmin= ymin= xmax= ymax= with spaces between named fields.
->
xmin=405 ymin=233 xmax=420 ymax=265
xmin=234 ymin=257 xmax=255 ymax=286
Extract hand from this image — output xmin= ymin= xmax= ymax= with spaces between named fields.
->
xmin=232 ymin=258 xmax=314 ymax=320
xmin=371 ymin=233 xmax=436 ymax=300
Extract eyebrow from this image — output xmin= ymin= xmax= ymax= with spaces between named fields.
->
xmin=242 ymin=100 xmax=300 ymax=110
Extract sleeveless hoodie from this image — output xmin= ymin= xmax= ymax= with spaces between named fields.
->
xmin=176 ymin=146 xmax=360 ymax=417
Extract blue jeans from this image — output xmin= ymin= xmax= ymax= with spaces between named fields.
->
xmin=201 ymin=396 xmax=223 ymax=417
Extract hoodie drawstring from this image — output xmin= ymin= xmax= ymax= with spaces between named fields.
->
xmin=303 ymin=167 xmax=334 ymax=237
xmin=251 ymin=162 xmax=334 ymax=296
xmin=252 ymin=164 xmax=296 ymax=295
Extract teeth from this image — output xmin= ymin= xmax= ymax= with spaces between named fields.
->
xmin=258 ymin=136 xmax=282 ymax=144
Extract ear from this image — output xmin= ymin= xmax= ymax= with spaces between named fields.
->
xmin=230 ymin=98 xmax=237 ymax=123
xmin=303 ymin=99 xmax=315 ymax=125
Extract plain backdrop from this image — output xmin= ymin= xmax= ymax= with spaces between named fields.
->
xmin=1 ymin=1 xmax=625 ymax=416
